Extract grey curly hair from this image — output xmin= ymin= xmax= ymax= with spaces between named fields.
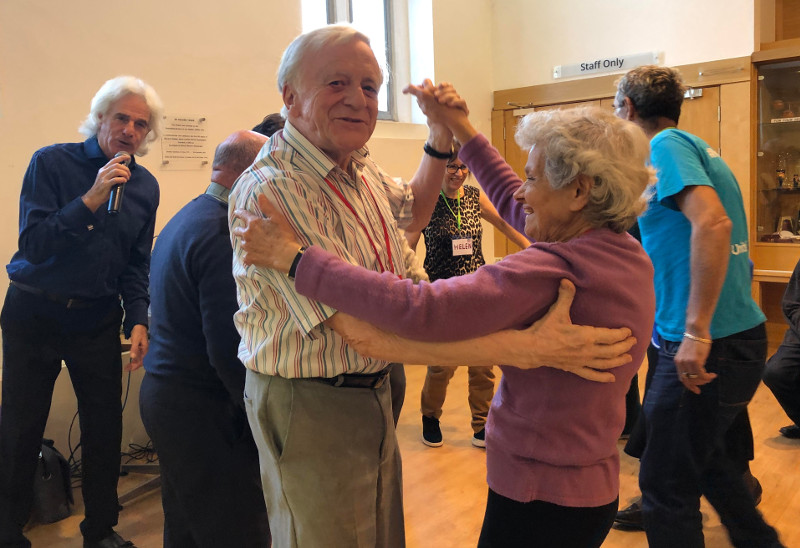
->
xmin=515 ymin=106 xmax=655 ymax=233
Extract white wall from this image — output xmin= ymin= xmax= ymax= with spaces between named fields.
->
xmin=0 ymin=0 xmax=299 ymax=247
xmin=490 ymin=0 xmax=755 ymax=91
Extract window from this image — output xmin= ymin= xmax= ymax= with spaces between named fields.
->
xmin=302 ymin=0 xmax=394 ymax=119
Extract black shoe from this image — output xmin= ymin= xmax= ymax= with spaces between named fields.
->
xmin=743 ymin=470 xmax=763 ymax=506
xmin=779 ymin=424 xmax=800 ymax=439
xmin=83 ymin=531 xmax=136 ymax=548
xmin=421 ymin=416 xmax=443 ymax=447
xmin=614 ymin=498 xmax=643 ymax=530
xmin=472 ymin=428 xmax=486 ymax=448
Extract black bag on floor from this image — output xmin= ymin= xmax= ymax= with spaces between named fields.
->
xmin=30 ymin=438 xmax=73 ymax=524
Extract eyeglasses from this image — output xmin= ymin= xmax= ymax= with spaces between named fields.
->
xmin=446 ymin=164 xmax=469 ymax=174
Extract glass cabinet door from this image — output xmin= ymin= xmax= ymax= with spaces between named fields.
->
xmin=757 ymin=59 xmax=800 ymax=244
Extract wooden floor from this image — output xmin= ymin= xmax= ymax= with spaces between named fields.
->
xmin=21 ymin=363 xmax=800 ymax=547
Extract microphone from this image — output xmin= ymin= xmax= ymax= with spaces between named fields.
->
xmin=108 ymin=151 xmax=131 ymax=215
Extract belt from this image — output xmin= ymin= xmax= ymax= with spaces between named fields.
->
xmin=9 ymin=281 xmax=110 ymax=309
xmin=308 ymin=368 xmax=391 ymax=389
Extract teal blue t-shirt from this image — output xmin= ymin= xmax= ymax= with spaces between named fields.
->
xmin=639 ymin=129 xmax=764 ymax=341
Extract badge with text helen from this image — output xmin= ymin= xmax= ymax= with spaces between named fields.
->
xmin=451 ymin=235 xmax=473 ymax=256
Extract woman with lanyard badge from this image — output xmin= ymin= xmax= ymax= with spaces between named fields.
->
xmin=405 ymin=143 xmax=530 ymax=448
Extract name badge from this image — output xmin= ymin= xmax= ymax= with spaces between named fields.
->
xmin=452 ymin=236 xmax=473 ymax=256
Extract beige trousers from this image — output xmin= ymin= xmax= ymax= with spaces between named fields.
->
xmin=420 ymin=365 xmax=496 ymax=432
xmin=244 ymin=370 xmax=404 ymax=548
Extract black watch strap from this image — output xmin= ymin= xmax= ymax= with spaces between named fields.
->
xmin=423 ymin=142 xmax=451 ymax=159
xmin=288 ymin=246 xmax=307 ymax=279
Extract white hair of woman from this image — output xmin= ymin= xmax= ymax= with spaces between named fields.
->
xmin=516 ymin=106 xmax=656 ymax=233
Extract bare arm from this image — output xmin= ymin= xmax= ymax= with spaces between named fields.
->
xmin=402 ymin=80 xmax=454 ymax=232
xmin=477 ymin=189 xmax=530 ymax=249
xmin=404 ymin=230 xmax=422 ymax=252
xmin=326 ymin=279 xmax=635 ymax=382
xmin=672 ymin=185 xmax=729 ymax=393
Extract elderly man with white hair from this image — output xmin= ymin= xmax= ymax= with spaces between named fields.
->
xmin=228 ymin=25 xmax=455 ymax=548
xmin=0 ymin=75 xmax=162 ymax=548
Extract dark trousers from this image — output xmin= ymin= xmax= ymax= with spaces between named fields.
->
xmin=139 ymin=374 xmax=270 ymax=548
xmin=625 ymin=342 xmax=755 ymax=473
xmin=763 ymin=330 xmax=800 ymax=426
xmin=622 ymin=373 xmax=641 ymax=436
xmin=639 ymin=325 xmax=782 ymax=548
xmin=478 ymin=489 xmax=617 ymax=548
xmin=388 ymin=363 xmax=405 ymax=427
xmin=0 ymin=285 xmax=123 ymax=546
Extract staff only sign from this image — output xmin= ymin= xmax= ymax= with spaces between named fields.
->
xmin=553 ymin=52 xmax=660 ymax=79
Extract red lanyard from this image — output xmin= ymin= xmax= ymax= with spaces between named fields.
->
xmin=324 ymin=175 xmax=396 ymax=276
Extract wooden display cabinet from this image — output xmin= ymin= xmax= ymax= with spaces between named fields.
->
xmin=750 ymin=49 xmax=800 ymax=351
xmin=753 ymin=54 xmax=800 ymax=268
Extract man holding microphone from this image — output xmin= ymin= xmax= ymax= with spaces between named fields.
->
xmin=0 ymin=75 xmax=162 ymax=548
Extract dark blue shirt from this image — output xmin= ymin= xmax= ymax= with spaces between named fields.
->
xmin=144 ymin=193 xmax=245 ymax=404
xmin=6 ymin=136 xmax=159 ymax=335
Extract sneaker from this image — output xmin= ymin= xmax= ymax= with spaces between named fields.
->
xmin=421 ymin=416 xmax=443 ymax=447
xmin=472 ymin=428 xmax=486 ymax=448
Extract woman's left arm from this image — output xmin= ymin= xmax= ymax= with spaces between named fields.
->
xmin=477 ymin=189 xmax=530 ymax=249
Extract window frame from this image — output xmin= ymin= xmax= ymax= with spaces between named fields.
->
xmin=323 ymin=0 xmax=396 ymax=120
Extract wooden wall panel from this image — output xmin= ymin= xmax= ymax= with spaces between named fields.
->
xmin=721 ymin=81 xmax=752 ymax=225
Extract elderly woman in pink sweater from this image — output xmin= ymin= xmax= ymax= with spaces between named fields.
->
xmin=233 ymin=98 xmax=656 ymax=547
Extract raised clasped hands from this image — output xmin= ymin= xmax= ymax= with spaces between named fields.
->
xmin=404 ymin=80 xmax=476 ymax=144
xmin=232 ymin=194 xmax=301 ymax=274
xmin=403 ymin=79 xmax=469 ymax=121
xmin=404 ymin=80 xmax=474 ymax=145
xmin=513 ymin=279 xmax=637 ymax=382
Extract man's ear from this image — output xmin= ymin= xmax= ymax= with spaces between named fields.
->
xmin=282 ymin=85 xmax=297 ymax=114
xmin=623 ymin=96 xmax=636 ymax=122
xmin=569 ymin=174 xmax=593 ymax=212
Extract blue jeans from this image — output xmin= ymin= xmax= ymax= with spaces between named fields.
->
xmin=639 ymin=323 xmax=783 ymax=548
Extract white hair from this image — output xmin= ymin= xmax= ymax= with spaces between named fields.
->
xmin=276 ymin=25 xmax=380 ymax=118
xmin=78 ymin=76 xmax=164 ymax=156
xmin=515 ymin=107 xmax=656 ymax=233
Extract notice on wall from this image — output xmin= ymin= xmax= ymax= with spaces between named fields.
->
xmin=553 ymin=52 xmax=661 ymax=80
xmin=160 ymin=115 xmax=209 ymax=170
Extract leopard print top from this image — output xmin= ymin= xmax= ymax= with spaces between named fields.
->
xmin=422 ymin=185 xmax=485 ymax=281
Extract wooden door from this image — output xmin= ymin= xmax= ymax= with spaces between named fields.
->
xmin=680 ymin=86 xmax=721 ymax=151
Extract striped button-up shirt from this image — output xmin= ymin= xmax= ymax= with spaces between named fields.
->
xmin=229 ymin=121 xmax=414 ymax=378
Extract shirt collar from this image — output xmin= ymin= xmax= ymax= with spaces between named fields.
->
xmin=83 ymin=135 xmax=138 ymax=168
xmin=282 ymin=121 xmax=369 ymax=185
xmin=205 ymin=182 xmax=230 ymax=204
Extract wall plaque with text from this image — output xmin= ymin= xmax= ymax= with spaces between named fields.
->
xmin=160 ymin=115 xmax=209 ymax=170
